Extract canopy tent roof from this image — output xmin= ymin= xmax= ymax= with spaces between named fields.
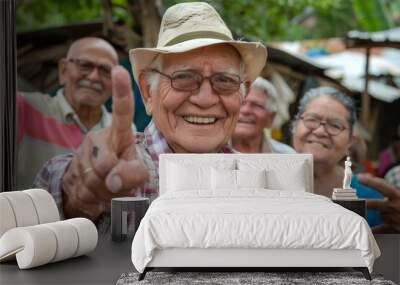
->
xmin=342 ymin=77 xmax=400 ymax=103
xmin=345 ymin=28 xmax=400 ymax=49
xmin=266 ymin=45 xmax=327 ymax=77
xmin=315 ymin=50 xmax=400 ymax=78
xmin=311 ymin=50 xmax=400 ymax=103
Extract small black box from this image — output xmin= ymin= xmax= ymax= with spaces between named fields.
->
xmin=111 ymin=197 xmax=149 ymax=242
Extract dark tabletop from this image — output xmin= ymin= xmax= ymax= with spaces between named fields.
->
xmin=0 ymin=233 xmax=134 ymax=285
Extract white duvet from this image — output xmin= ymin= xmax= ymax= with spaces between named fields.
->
xmin=131 ymin=190 xmax=380 ymax=273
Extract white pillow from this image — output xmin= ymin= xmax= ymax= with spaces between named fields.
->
xmin=167 ymin=162 xmax=211 ymax=191
xmin=211 ymin=168 xmax=236 ymax=190
xmin=211 ymin=169 xmax=267 ymax=190
xmin=238 ymin=159 xmax=307 ymax=191
xmin=266 ymin=165 xmax=306 ymax=191
xmin=236 ymin=169 xmax=267 ymax=189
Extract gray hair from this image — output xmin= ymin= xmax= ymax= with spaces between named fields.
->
xmin=146 ymin=55 xmax=247 ymax=99
xmin=147 ymin=55 xmax=163 ymax=93
xmin=292 ymin=86 xmax=357 ymax=136
xmin=251 ymin=77 xmax=278 ymax=113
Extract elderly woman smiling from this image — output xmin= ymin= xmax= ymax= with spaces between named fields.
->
xmin=291 ymin=87 xmax=383 ymax=227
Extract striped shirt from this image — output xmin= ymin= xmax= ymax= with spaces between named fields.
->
xmin=34 ymin=120 xmax=235 ymax=230
xmin=17 ymin=89 xmax=112 ymax=190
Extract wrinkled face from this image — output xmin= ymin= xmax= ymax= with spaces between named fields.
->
xmin=233 ymin=88 xmax=273 ymax=140
xmin=292 ymin=95 xmax=352 ymax=165
xmin=59 ymin=42 xmax=118 ymax=109
xmin=141 ymin=45 xmax=244 ymax=153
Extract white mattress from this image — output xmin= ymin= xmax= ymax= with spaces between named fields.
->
xmin=131 ymin=190 xmax=380 ymax=273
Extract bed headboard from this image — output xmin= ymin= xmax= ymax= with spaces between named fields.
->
xmin=159 ymin=153 xmax=313 ymax=195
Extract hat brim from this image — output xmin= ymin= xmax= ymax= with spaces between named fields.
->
xmin=129 ymin=38 xmax=267 ymax=83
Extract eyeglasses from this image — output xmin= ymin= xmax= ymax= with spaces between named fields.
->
xmin=68 ymin=58 xmax=112 ymax=79
xmin=148 ymin=69 xmax=243 ymax=95
xmin=300 ymin=114 xmax=347 ymax=136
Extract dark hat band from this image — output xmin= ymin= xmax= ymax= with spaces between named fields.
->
xmin=164 ymin=31 xmax=233 ymax=47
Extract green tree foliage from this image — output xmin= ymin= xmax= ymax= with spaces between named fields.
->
xmin=17 ymin=0 xmax=399 ymax=41
xmin=353 ymin=0 xmax=395 ymax=31
xmin=165 ymin=0 xmax=399 ymax=41
xmin=16 ymin=0 xmax=103 ymax=31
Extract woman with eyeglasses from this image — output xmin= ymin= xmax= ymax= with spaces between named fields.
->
xmin=291 ymin=86 xmax=384 ymax=227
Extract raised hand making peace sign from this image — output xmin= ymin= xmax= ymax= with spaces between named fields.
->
xmin=61 ymin=66 xmax=149 ymax=220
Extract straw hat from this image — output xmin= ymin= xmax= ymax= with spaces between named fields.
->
xmin=129 ymin=2 xmax=267 ymax=82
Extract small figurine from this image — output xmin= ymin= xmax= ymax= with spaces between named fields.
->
xmin=332 ymin=156 xmax=357 ymax=200
xmin=342 ymin=156 xmax=352 ymax=189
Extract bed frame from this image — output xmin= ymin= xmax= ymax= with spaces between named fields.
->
xmin=138 ymin=154 xmax=372 ymax=281
xmin=139 ymin=248 xmax=371 ymax=280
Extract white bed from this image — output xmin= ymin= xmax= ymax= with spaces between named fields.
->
xmin=131 ymin=154 xmax=380 ymax=280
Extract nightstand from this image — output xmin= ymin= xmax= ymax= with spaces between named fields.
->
xmin=332 ymin=199 xmax=366 ymax=218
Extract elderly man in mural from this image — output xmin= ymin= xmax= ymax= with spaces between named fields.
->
xmin=34 ymin=2 xmax=400 ymax=233
xmin=34 ymin=2 xmax=266 ymax=227
xmin=231 ymin=77 xmax=295 ymax=154
xmin=17 ymin=37 xmax=136 ymax=189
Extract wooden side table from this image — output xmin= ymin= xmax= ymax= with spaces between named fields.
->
xmin=332 ymin=199 xmax=366 ymax=218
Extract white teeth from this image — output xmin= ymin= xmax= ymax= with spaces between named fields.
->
xmin=239 ymin=118 xmax=254 ymax=124
xmin=183 ymin=116 xmax=217 ymax=124
xmin=307 ymin=141 xmax=328 ymax=148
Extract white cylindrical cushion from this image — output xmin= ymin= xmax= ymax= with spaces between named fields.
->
xmin=1 ymin=192 xmax=39 ymax=227
xmin=0 ymin=226 xmax=57 ymax=269
xmin=65 ymin=218 xmax=98 ymax=257
xmin=42 ymin=221 xmax=79 ymax=262
xmin=0 ymin=196 xmax=17 ymax=237
xmin=0 ymin=218 xmax=97 ymax=269
xmin=23 ymin=189 xmax=59 ymax=223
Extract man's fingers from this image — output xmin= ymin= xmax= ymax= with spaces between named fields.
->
xmin=366 ymin=199 xmax=388 ymax=212
xmin=78 ymin=133 xmax=109 ymax=192
xmin=105 ymin=159 xmax=149 ymax=194
xmin=371 ymin=224 xmax=397 ymax=234
xmin=80 ymin=130 xmax=119 ymax=179
xmin=357 ymin=174 xmax=399 ymax=199
xmin=381 ymin=213 xmax=400 ymax=224
xmin=110 ymin=66 xmax=135 ymax=155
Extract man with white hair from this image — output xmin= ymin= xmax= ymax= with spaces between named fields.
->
xmin=34 ymin=2 xmax=267 ymax=226
xmin=232 ymin=77 xmax=295 ymax=153
xmin=17 ymin=37 xmax=134 ymax=189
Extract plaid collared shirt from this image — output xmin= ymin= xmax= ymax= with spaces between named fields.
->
xmin=33 ymin=120 xmax=235 ymax=230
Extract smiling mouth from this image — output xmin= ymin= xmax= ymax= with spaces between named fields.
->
xmin=238 ymin=118 xmax=255 ymax=124
xmin=306 ymin=140 xmax=329 ymax=148
xmin=80 ymin=86 xmax=102 ymax=93
xmin=183 ymin=116 xmax=218 ymax=125
xmin=78 ymin=80 xmax=103 ymax=92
